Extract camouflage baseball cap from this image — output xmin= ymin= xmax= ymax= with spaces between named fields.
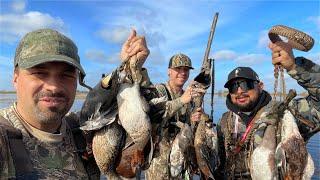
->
xmin=168 ymin=53 xmax=194 ymax=69
xmin=14 ymin=29 xmax=90 ymax=88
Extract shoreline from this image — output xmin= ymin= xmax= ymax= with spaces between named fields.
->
xmin=0 ymin=91 xmax=89 ymax=99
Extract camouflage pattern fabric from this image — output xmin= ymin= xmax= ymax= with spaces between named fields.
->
xmin=156 ymin=83 xmax=191 ymax=122
xmin=13 ymin=28 xmax=90 ymax=89
xmin=168 ymin=53 xmax=194 ymax=69
xmin=145 ymin=82 xmax=192 ymax=180
xmin=217 ymin=108 xmax=270 ymax=179
xmin=14 ymin=29 xmax=84 ymax=77
xmin=287 ymin=57 xmax=320 ymax=140
xmin=216 ymin=57 xmax=320 ymax=179
xmin=0 ymin=104 xmax=89 ymax=179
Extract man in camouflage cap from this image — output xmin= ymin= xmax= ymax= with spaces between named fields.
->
xmin=0 ymin=28 xmax=150 ymax=179
xmin=214 ymin=41 xmax=319 ymax=179
xmin=146 ymin=53 xmax=206 ymax=179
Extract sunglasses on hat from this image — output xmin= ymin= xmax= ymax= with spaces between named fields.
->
xmin=228 ymin=79 xmax=257 ymax=94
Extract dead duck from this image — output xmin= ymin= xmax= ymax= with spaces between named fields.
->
xmin=250 ymin=90 xmax=314 ymax=180
xmin=275 ymin=110 xmax=314 ymax=180
xmin=169 ymin=121 xmax=193 ymax=178
xmin=116 ymin=54 xmax=152 ymax=177
xmin=81 ymin=54 xmax=153 ymax=179
xmin=80 ymin=102 xmax=125 ymax=179
xmin=194 ymin=113 xmax=219 ymax=180
xmin=92 ymin=122 xmax=125 ymax=179
xmin=250 ymin=118 xmax=277 ymax=180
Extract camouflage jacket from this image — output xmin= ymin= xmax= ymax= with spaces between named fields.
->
xmin=145 ymin=82 xmax=192 ymax=180
xmin=155 ymin=82 xmax=192 ymax=139
xmin=0 ymin=103 xmax=99 ymax=179
xmin=217 ymin=103 xmax=271 ymax=179
xmin=216 ymin=57 xmax=320 ymax=179
xmin=286 ymin=57 xmax=320 ymax=140
xmin=0 ymin=67 xmax=129 ymax=179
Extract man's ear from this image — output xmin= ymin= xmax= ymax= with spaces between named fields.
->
xmin=13 ymin=68 xmax=19 ymax=89
xmin=167 ymin=69 xmax=171 ymax=77
xmin=258 ymin=81 xmax=264 ymax=91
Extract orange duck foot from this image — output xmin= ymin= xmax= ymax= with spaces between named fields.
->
xmin=116 ymin=147 xmax=145 ymax=178
xmin=131 ymin=149 xmax=145 ymax=173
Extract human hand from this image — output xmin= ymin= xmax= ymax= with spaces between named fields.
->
xmin=180 ymin=81 xmax=206 ymax=104
xmin=120 ymin=29 xmax=149 ymax=66
xmin=120 ymin=29 xmax=135 ymax=62
xmin=191 ymin=107 xmax=202 ymax=122
xmin=268 ymin=41 xmax=296 ymax=71
xmin=180 ymin=84 xmax=192 ymax=104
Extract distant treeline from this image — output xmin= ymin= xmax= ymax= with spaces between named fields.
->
xmin=0 ymin=91 xmax=16 ymax=94
xmin=0 ymin=90 xmax=89 ymax=100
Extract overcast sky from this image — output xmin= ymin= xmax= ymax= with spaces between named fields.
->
xmin=1 ymin=0 xmax=319 ymax=93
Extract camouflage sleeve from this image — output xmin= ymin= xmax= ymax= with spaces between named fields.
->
xmin=288 ymin=57 xmax=320 ymax=141
xmin=0 ymin=126 xmax=15 ymax=178
xmin=163 ymin=98 xmax=184 ymax=120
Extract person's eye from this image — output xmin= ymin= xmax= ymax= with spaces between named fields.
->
xmin=63 ymin=72 xmax=77 ymax=79
xmin=31 ymin=71 xmax=46 ymax=75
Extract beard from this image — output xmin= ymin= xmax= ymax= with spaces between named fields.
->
xmin=33 ymin=91 xmax=71 ymax=125
xmin=234 ymin=94 xmax=259 ymax=112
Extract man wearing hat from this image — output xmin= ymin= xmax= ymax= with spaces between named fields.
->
xmin=214 ymin=66 xmax=272 ymax=178
xmin=146 ymin=53 xmax=206 ymax=179
xmin=0 ymin=28 xmax=149 ymax=179
xmin=215 ymin=41 xmax=320 ymax=179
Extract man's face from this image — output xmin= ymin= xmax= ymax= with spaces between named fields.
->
xmin=228 ymin=78 xmax=263 ymax=112
xmin=168 ymin=66 xmax=190 ymax=87
xmin=13 ymin=62 xmax=78 ymax=125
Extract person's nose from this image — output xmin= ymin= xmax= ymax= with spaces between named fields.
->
xmin=44 ymin=76 xmax=63 ymax=92
xmin=236 ymin=86 xmax=245 ymax=94
xmin=179 ymin=69 xmax=187 ymax=75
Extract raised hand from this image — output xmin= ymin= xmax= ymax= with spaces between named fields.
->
xmin=120 ymin=29 xmax=149 ymax=67
xmin=180 ymin=81 xmax=206 ymax=104
xmin=269 ymin=41 xmax=296 ymax=71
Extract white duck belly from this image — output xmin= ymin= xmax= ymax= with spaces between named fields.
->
xmin=117 ymin=82 xmax=151 ymax=150
xmin=250 ymin=124 xmax=277 ymax=180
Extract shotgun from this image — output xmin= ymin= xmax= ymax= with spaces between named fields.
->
xmin=193 ymin=12 xmax=219 ymax=116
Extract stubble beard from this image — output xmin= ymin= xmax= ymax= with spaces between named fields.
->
xmin=33 ymin=91 xmax=71 ymax=125
xmin=33 ymin=106 xmax=68 ymax=125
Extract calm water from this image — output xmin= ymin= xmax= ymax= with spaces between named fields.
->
xmin=0 ymin=94 xmax=319 ymax=179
